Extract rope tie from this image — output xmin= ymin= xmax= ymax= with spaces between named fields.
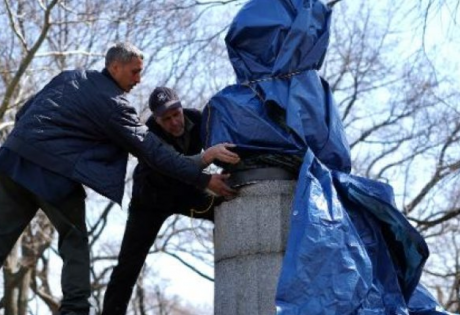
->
xmin=242 ymin=69 xmax=309 ymax=101
xmin=190 ymin=195 xmax=215 ymax=249
xmin=241 ymin=69 xmax=306 ymax=86
xmin=205 ymin=68 xmax=310 ymax=145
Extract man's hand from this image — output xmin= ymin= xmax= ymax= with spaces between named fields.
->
xmin=207 ymin=173 xmax=237 ymax=197
xmin=202 ymin=143 xmax=240 ymax=165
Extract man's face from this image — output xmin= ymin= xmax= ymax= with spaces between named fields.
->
xmin=155 ymin=107 xmax=185 ymax=137
xmin=110 ymin=57 xmax=143 ymax=92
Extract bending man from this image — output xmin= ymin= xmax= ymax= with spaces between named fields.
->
xmin=102 ymin=87 xmax=240 ymax=314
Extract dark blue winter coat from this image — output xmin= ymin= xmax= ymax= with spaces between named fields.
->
xmin=2 ymin=69 xmax=210 ymax=204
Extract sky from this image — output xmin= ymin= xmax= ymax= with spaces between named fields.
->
xmin=100 ymin=0 xmax=460 ymax=312
xmin=1 ymin=0 xmax=458 ymax=314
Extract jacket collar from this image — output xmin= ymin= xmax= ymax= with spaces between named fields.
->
xmin=102 ymin=68 xmax=124 ymax=92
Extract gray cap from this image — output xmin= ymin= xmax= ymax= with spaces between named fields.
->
xmin=148 ymin=86 xmax=182 ymax=117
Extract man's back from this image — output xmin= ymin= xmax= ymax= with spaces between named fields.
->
xmin=3 ymin=69 xmax=133 ymax=202
xmin=3 ymin=71 xmax=210 ymax=203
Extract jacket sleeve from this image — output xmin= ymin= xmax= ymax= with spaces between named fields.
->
xmin=187 ymin=153 xmax=207 ymax=169
xmin=104 ymin=99 xmax=211 ymax=189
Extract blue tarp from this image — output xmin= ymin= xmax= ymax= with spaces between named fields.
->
xmin=203 ymin=0 xmax=351 ymax=173
xmin=202 ymin=0 xmax=457 ymax=314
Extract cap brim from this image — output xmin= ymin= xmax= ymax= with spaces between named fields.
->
xmin=153 ymin=100 xmax=182 ymax=117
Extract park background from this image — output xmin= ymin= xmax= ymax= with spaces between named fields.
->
xmin=0 ymin=0 xmax=459 ymax=314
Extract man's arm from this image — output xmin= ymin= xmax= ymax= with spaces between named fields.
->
xmin=104 ymin=100 xmax=236 ymax=196
xmin=187 ymin=143 xmax=240 ymax=169
xmin=201 ymin=143 xmax=240 ymax=166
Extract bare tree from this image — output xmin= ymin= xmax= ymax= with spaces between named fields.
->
xmin=324 ymin=0 xmax=460 ymax=311
xmin=0 ymin=0 xmax=458 ymax=313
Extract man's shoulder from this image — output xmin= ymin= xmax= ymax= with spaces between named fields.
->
xmin=183 ymin=108 xmax=202 ymax=123
xmin=72 ymin=69 xmax=127 ymax=102
xmin=45 ymin=69 xmax=129 ymax=116
xmin=183 ymin=108 xmax=202 ymax=116
xmin=54 ymin=69 xmax=98 ymax=80
xmin=47 ymin=69 xmax=112 ymax=91
xmin=145 ymin=115 xmax=161 ymax=133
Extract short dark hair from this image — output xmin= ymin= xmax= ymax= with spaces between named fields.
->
xmin=105 ymin=42 xmax=144 ymax=68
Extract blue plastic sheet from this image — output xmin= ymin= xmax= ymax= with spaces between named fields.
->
xmin=202 ymin=0 xmax=457 ymax=313
xmin=203 ymin=0 xmax=351 ymax=173
xmin=275 ymin=152 xmax=454 ymax=314
xmin=408 ymin=285 xmax=456 ymax=315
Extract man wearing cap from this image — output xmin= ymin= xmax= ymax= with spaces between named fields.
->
xmin=102 ymin=87 xmax=240 ymax=315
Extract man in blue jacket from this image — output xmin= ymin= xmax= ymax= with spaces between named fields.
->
xmin=102 ymin=87 xmax=240 ymax=315
xmin=0 ymin=43 xmax=235 ymax=315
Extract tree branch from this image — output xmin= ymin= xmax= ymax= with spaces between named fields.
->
xmin=163 ymin=251 xmax=214 ymax=282
xmin=0 ymin=0 xmax=61 ymax=120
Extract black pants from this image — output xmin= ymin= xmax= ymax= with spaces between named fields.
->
xmin=102 ymin=184 xmax=214 ymax=315
xmin=0 ymin=174 xmax=90 ymax=315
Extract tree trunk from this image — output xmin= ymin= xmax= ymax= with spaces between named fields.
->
xmin=4 ymin=240 xmax=20 ymax=315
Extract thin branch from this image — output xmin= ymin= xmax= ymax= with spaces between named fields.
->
xmin=163 ymin=251 xmax=213 ymax=282
xmin=3 ymin=0 xmax=28 ymax=51
xmin=410 ymin=207 xmax=460 ymax=230
xmin=0 ymin=0 xmax=61 ymax=120
xmin=0 ymin=121 xmax=14 ymax=131
xmin=34 ymin=50 xmax=104 ymax=58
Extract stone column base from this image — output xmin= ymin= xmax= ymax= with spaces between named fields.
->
xmin=214 ymin=180 xmax=296 ymax=315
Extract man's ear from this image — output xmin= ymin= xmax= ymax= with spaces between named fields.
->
xmin=108 ymin=61 xmax=119 ymax=76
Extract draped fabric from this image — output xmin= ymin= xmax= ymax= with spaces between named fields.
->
xmin=202 ymin=0 xmax=455 ymax=314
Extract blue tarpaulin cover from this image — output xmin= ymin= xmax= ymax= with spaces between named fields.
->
xmin=202 ymin=0 xmax=457 ymax=314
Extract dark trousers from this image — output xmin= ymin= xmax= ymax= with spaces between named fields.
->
xmin=0 ymin=174 xmax=90 ymax=315
xmin=102 ymin=185 xmax=214 ymax=315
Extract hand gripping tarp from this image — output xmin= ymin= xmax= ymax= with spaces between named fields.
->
xmin=201 ymin=0 xmax=456 ymax=314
